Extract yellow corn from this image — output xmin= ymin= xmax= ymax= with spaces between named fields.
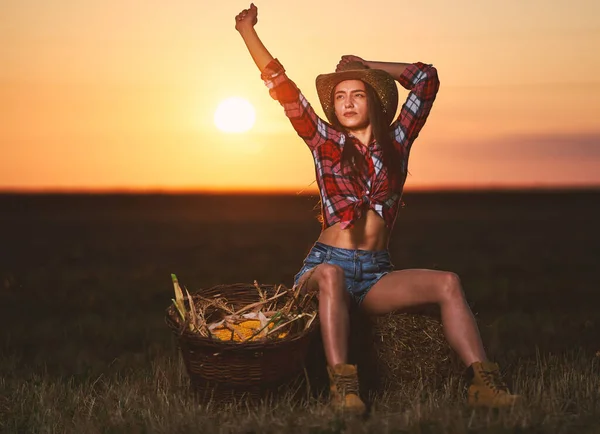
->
xmin=239 ymin=319 xmax=261 ymax=329
xmin=211 ymin=327 xmax=234 ymax=341
xmin=211 ymin=325 xmax=257 ymax=342
xmin=210 ymin=318 xmax=289 ymax=342
xmin=231 ymin=324 xmax=255 ymax=341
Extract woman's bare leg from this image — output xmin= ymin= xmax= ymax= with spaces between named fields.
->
xmin=298 ymin=263 xmax=351 ymax=366
xmin=360 ymin=269 xmax=486 ymax=366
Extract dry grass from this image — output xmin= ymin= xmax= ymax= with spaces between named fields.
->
xmin=1 ymin=191 xmax=600 ymax=433
xmin=1 ymin=351 xmax=599 ymax=433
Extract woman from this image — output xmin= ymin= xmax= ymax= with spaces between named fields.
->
xmin=235 ymin=3 xmax=520 ymax=414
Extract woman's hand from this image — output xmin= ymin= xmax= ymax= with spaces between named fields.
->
xmin=234 ymin=3 xmax=273 ymax=72
xmin=336 ymin=55 xmax=368 ymax=71
xmin=235 ymin=3 xmax=258 ymax=33
xmin=339 ymin=56 xmax=412 ymax=81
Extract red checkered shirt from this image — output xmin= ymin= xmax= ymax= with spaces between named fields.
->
xmin=261 ymin=59 xmax=439 ymax=230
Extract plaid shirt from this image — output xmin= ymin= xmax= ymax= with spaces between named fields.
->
xmin=261 ymin=59 xmax=439 ymax=230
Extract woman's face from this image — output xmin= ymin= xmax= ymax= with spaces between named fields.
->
xmin=333 ymin=79 xmax=370 ymax=130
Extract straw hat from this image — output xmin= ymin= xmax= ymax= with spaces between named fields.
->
xmin=316 ymin=61 xmax=398 ymax=125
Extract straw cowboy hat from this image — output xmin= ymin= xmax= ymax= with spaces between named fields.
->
xmin=316 ymin=61 xmax=399 ymax=126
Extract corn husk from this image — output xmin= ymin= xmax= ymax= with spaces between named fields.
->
xmin=170 ymin=278 xmax=317 ymax=343
xmin=171 ymin=274 xmax=186 ymax=320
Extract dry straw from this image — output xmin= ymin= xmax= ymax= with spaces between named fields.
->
xmin=168 ymin=275 xmax=317 ymax=343
xmin=366 ymin=311 xmax=463 ymax=390
xmin=306 ymin=307 xmax=463 ymax=396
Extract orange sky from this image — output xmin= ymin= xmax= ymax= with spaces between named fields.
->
xmin=1 ymin=0 xmax=599 ymax=193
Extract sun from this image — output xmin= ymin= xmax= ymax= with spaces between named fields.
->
xmin=214 ymin=97 xmax=256 ymax=133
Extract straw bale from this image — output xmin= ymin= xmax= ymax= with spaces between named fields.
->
xmin=305 ymin=307 xmax=463 ymax=396
xmin=359 ymin=310 xmax=463 ymax=392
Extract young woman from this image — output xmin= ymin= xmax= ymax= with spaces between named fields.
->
xmin=235 ymin=3 xmax=520 ymax=414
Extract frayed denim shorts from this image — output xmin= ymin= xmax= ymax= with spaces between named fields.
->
xmin=293 ymin=241 xmax=394 ymax=305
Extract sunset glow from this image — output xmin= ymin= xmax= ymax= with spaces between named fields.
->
xmin=214 ymin=97 xmax=256 ymax=133
xmin=1 ymin=0 xmax=599 ymax=193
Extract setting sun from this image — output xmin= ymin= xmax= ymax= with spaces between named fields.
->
xmin=214 ymin=97 xmax=256 ymax=133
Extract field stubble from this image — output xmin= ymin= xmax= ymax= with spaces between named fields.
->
xmin=1 ymin=191 xmax=600 ymax=433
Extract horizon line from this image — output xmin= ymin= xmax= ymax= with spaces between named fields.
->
xmin=2 ymin=183 xmax=600 ymax=195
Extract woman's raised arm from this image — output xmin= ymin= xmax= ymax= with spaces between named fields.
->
xmin=235 ymin=3 xmax=274 ymax=73
xmin=235 ymin=6 xmax=338 ymax=150
xmin=336 ymin=55 xmax=439 ymax=151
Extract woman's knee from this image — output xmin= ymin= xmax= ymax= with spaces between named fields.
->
xmin=315 ymin=263 xmax=345 ymax=296
xmin=438 ymin=271 xmax=464 ymax=302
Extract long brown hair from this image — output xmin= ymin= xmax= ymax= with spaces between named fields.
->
xmin=331 ymin=82 xmax=403 ymax=193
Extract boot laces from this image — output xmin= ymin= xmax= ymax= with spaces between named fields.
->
xmin=333 ymin=373 xmax=360 ymax=396
xmin=480 ymin=368 xmax=509 ymax=393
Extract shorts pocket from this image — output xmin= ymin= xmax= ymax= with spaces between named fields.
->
xmin=303 ymin=250 xmax=326 ymax=267
xmin=375 ymin=259 xmax=394 ymax=273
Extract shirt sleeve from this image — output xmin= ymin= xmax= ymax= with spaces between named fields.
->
xmin=390 ymin=62 xmax=440 ymax=153
xmin=261 ymin=58 xmax=340 ymax=150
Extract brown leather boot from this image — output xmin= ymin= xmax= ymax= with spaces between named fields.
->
xmin=467 ymin=361 xmax=522 ymax=408
xmin=327 ymin=363 xmax=366 ymax=415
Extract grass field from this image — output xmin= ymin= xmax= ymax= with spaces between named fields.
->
xmin=1 ymin=190 xmax=599 ymax=433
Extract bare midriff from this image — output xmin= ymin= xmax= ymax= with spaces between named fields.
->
xmin=316 ymin=209 xmax=390 ymax=251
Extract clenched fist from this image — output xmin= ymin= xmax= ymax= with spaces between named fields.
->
xmin=235 ymin=3 xmax=258 ymax=33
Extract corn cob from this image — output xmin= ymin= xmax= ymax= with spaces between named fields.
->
xmin=239 ymin=319 xmax=261 ymax=330
xmin=211 ymin=327 xmax=235 ymax=341
xmin=212 ymin=325 xmax=262 ymax=342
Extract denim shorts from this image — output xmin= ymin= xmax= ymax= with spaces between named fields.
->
xmin=293 ymin=242 xmax=394 ymax=305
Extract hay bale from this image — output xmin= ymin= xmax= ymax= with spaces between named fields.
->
xmin=360 ymin=311 xmax=463 ymax=392
xmin=304 ymin=308 xmax=463 ymax=397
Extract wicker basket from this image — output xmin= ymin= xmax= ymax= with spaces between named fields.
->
xmin=165 ymin=283 xmax=319 ymax=402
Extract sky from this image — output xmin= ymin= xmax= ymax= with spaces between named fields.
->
xmin=1 ymin=0 xmax=599 ymax=193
